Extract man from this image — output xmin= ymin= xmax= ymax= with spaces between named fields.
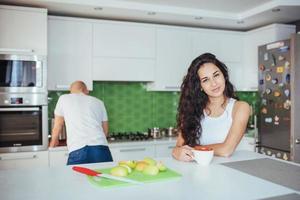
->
xmin=49 ymin=81 xmax=113 ymax=165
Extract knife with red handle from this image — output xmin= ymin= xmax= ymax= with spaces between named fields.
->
xmin=72 ymin=166 xmax=143 ymax=185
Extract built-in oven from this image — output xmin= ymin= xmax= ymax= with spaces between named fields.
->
xmin=0 ymin=54 xmax=47 ymax=93
xmin=0 ymin=93 xmax=48 ymax=153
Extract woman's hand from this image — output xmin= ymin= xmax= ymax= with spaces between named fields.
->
xmin=172 ymin=145 xmax=194 ymax=162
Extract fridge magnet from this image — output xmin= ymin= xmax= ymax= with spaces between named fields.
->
xmin=271 ymin=78 xmax=278 ymax=84
xmin=261 ymin=107 xmax=267 ymax=114
xmin=265 ymin=68 xmax=272 ymax=72
xmin=278 ymin=46 xmax=289 ymax=53
xmin=283 ymin=154 xmax=288 ymax=161
xmin=274 ymin=115 xmax=279 ymax=125
xmin=278 ymin=83 xmax=284 ymax=87
xmin=265 ymin=88 xmax=272 ymax=94
xmin=259 ymin=79 xmax=264 ymax=85
xmin=284 ymin=89 xmax=290 ymax=97
xmin=284 ymin=61 xmax=290 ymax=69
xmin=285 ymin=74 xmax=290 ymax=83
xmin=271 ymin=54 xmax=276 ymax=66
xmin=259 ymin=64 xmax=265 ymax=71
xmin=276 ymin=66 xmax=284 ymax=73
xmin=283 ymin=100 xmax=291 ymax=110
xmin=265 ymin=74 xmax=272 ymax=81
xmin=278 ymin=55 xmax=285 ymax=61
xmin=265 ymin=118 xmax=272 ymax=123
xmin=274 ymin=91 xmax=281 ymax=97
xmin=276 ymin=152 xmax=282 ymax=158
xmin=264 ymin=52 xmax=269 ymax=61
xmin=275 ymin=103 xmax=283 ymax=109
xmin=262 ymin=99 xmax=267 ymax=105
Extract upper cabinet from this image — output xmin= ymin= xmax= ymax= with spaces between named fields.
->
xmin=242 ymin=24 xmax=296 ymax=91
xmin=92 ymin=22 xmax=156 ymax=81
xmin=48 ymin=16 xmax=93 ymax=91
xmin=0 ymin=5 xmax=47 ymax=55
xmin=147 ymin=27 xmax=192 ymax=91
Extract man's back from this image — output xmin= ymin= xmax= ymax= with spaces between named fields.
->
xmin=55 ymin=93 xmax=108 ymax=152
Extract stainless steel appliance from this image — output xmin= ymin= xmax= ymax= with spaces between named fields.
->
xmin=0 ymin=93 xmax=48 ymax=153
xmin=0 ymin=54 xmax=47 ymax=93
xmin=257 ymin=34 xmax=300 ymax=163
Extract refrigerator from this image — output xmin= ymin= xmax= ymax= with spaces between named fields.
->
xmin=257 ymin=34 xmax=300 ymax=163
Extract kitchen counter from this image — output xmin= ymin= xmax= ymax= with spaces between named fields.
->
xmin=1 ymin=150 xmax=299 ymax=200
xmin=49 ymin=137 xmax=177 ymax=152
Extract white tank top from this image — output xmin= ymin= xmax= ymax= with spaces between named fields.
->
xmin=199 ymin=98 xmax=236 ymax=145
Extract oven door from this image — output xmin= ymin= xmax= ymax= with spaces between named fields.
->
xmin=0 ymin=54 xmax=47 ymax=93
xmin=0 ymin=106 xmax=48 ymax=152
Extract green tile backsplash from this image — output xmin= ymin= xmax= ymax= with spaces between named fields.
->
xmin=48 ymin=82 xmax=258 ymax=133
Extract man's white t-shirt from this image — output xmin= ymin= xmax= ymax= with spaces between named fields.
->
xmin=54 ymin=93 xmax=108 ymax=153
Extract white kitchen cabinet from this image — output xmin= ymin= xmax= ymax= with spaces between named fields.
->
xmin=242 ymin=24 xmax=296 ymax=91
xmin=147 ymin=27 xmax=192 ymax=91
xmin=0 ymin=151 xmax=49 ymax=170
xmin=191 ymin=29 xmax=244 ymax=62
xmin=155 ymin=143 xmax=176 ymax=158
xmin=109 ymin=145 xmax=155 ymax=161
xmin=48 ymin=16 xmax=93 ymax=91
xmin=0 ymin=5 xmax=47 ymax=55
xmin=92 ymin=22 xmax=155 ymax=81
xmin=48 ymin=148 xmax=69 ymax=167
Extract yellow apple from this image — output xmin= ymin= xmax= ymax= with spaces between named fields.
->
xmin=110 ymin=166 xmax=128 ymax=177
xmin=118 ymin=160 xmax=137 ymax=169
xmin=119 ymin=164 xmax=132 ymax=174
xmin=142 ymin=165 xmax=159 ymax=176
xmin=135 ymin=161 xmax=148 ymax=171
xmin=156 ymin=161 xmax=167 ymax=172
xmin=143 ymin=157 xmax=157 ymax=165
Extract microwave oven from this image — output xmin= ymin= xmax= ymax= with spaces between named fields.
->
xmin=0 ymin=54 xmax=47 ymax=93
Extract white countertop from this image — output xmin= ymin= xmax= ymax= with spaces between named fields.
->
xmin=1 ymin=150 xmax=298 ymax=200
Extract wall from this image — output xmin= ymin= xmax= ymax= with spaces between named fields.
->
xmin=48 ymin=82 xmax=258 ymax=133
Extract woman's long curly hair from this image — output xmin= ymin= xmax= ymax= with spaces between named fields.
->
xmin=177 ymin=53 xmax=238 ymax=146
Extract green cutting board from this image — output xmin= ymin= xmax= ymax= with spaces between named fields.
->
xmin=87 ymin=167 xmax=182 ymax=188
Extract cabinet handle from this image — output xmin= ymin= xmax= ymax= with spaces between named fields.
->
xmin=0 ymin=154 xmax=37 ymax=161
xmin=168 ymin=146 xmax=175 ymax=149
xmin=0 ymin=48 xmax=34 ymax=53
xmin=120 ymin=148 xmax=146 ymax=152
xmin=56 ymin=85 xmax=70 ymax=89
xmin=164 ymin=86 xmax=180 ymax=90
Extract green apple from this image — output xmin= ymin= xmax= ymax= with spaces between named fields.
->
xmin=119 ymin=164 xmax=132 ymax=174
xmin=110 ymin=166 xmax=128 ymax=177
xmin=142 ymin=165 xmax=159 ymax=176
xmin=143 ymin=157 xmax=157 ymax=165
xmin=118 ymin=160 xmax=137 ymax=169
xmin=156 ymin=161 xmax=167 ymax=172
xmin=135 ymin=161 xmax=148 ymax=171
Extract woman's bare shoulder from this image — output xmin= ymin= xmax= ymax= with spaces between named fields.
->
xmin=233 ymin=100 xmax=250 ymax=116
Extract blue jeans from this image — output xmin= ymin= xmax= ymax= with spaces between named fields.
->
xmin=67 ymin=145 xmax=113 ymax=165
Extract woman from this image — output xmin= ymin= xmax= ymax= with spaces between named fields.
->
xmin=172 ymin=53 xmax=250 ymax=161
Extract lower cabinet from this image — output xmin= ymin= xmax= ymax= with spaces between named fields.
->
xmin=155 ymin=143 xmax=176 ymax=158
xmin=48 ymin=149 xmax=69 ymax=167
xmin=0 ymin=151 xmax=49 ymax=170
xmin=109 ymin=145 xmax=156 ymax=161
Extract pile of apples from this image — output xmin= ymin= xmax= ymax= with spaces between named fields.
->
xmin=110 ymin=157 xmax=167 ymax=177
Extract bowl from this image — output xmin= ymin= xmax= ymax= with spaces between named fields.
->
xmin=191 ymin=147 xmax=214 ymax=166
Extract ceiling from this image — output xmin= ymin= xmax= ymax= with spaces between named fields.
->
xmin=1 ymin=0 xmax=300 ymax=31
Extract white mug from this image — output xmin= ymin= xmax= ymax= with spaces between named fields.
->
xmin=192 ymin=147 xmax=214 ymax=166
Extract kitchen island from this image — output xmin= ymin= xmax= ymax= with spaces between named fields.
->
xmin=1 ymin=150 xmax=299 ymax=200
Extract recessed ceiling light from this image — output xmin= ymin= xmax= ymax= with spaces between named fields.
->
xmin=147 ymin=12 xmax=156 ymax=16
xmin=272 ymin=8 xmax=281 ymax=12
xmin=194 ymin=16 xmax=203 ymax=20
xmin=94 ymin=7 xmax=103 ymax=11
xmin=237 ymin=20 xmax=244 ymax=24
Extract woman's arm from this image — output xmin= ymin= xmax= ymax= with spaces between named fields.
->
xmin=198 ymin=101 xmax=250 ymax=157
xmin=172 ymin=132 xmax=194 ymax=162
